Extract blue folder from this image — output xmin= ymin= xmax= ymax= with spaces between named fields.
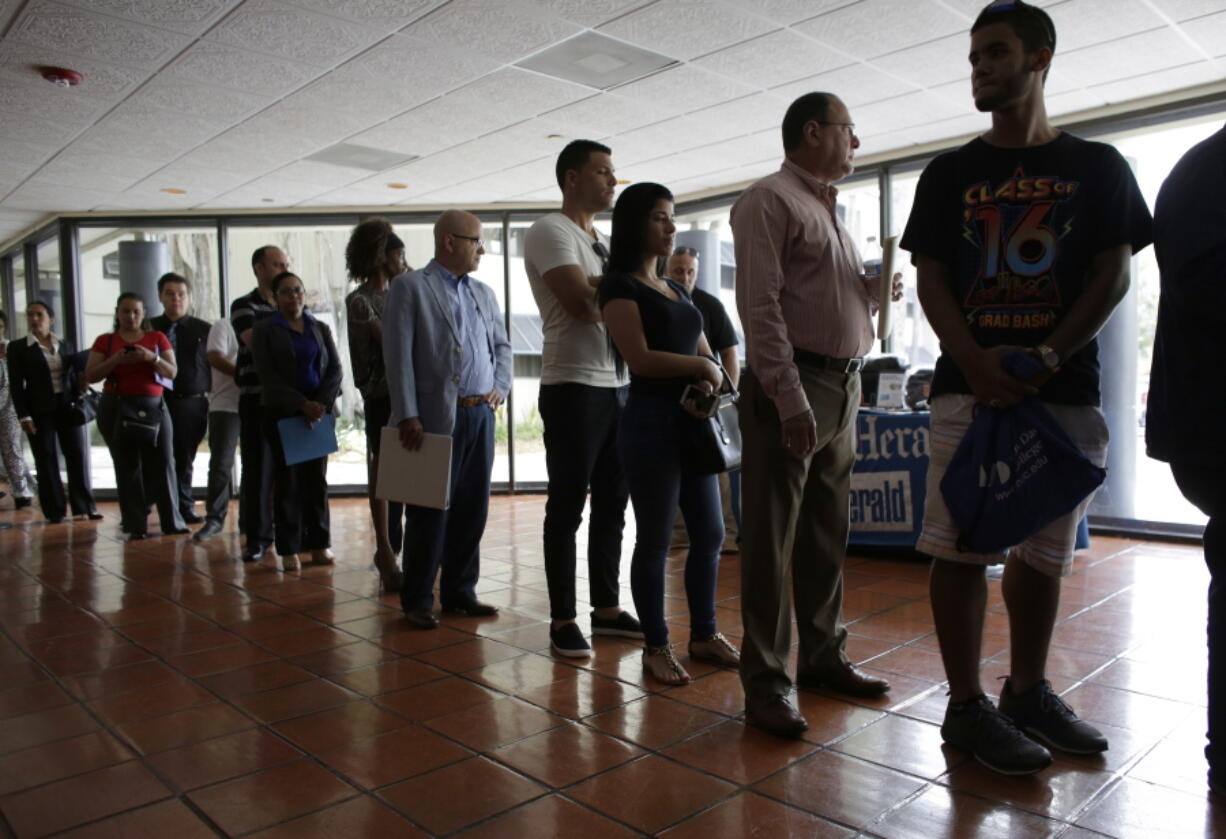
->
xmin=277 ymin=413 xmax=338 ymax=466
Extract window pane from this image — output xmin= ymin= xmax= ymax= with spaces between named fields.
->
xmin=887 ymin=169 xmax=941 ymax=369
xmin=507 ymin=218 xmax=547 ymax=485
xmin=11 ymin=254 xmax=26 ymax=339
xmin=78 ymin=225 xmax=220 ymax=490
xmin=35 ymin=236 xmax=62 ymax=323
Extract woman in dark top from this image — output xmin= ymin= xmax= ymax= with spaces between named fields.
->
xmin=598 ymin=182 xmax=740 ymax=685
xmin=85 ymin=292 xmax=185 ymax=539
xmin=7 ymin=300 xmax=100 ymax=523
xmin=345 ymin=217 xmax=408 ymax=593
xmin=252 ymin=271 xmax=343 ymax=572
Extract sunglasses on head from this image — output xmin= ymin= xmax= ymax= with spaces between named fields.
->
xmin=672 ymin=246 xmax=699 ymax=258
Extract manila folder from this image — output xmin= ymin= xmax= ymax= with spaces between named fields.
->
xmin=375 ymin=427 xmax=452 ymax=510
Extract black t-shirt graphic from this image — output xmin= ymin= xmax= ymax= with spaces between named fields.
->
xmin=902 ymin=133 xmax=1152 ymax=406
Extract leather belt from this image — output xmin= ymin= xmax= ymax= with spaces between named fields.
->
xmin=793 ymin=348 xmax=865 ymax=374
xmin=457 ymin=395 xmax=487 ymax=407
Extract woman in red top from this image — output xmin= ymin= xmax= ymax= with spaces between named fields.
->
xmin=85 ymin=292 xmax=188 ymax=540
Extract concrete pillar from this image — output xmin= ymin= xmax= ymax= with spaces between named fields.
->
xmin=118 ymin=240 xmax=169 ymax=317
xmin=675 ymin=229 xmax=722 ymax=296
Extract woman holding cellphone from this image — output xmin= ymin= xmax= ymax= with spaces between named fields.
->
xmin=597 ymin=182 xmax=740 ymax=685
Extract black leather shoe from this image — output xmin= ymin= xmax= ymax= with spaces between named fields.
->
xmin=404 ymin=609 xmax=439 ymax=630
xmin=797 ymin=663 xmax=891 ymax=698
xmin=193 ymin=520 xmax=223 ymax=541
xmin=126 ymin=532 xmax=149 ymax=542
xmin=241 ymin=544 xmax=269 ymax=563
xmin=442 ymin=598 xmax=499 ymax=616
xmin=182 ymin=512 xmax=205 ymax=525
xmin=85 ymin=512 xmax=103 ymax=520
xmin=745 ymin=694 xmax=809 ymax=738
xmin=164 ymin=527 xmax=191 ymax=536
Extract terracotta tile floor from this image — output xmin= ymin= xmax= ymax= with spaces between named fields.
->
xmin=0 ymin=496 xmax=1221 ymax=837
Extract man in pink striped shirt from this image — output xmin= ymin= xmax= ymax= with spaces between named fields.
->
xmin=732 ymin=92 xmax=893 ymax=738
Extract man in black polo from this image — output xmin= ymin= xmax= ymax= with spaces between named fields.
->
xmin=230 ymin=245 xmax=288 ymax=562
xmin=150 ymin=272 xmax=212 ymax=524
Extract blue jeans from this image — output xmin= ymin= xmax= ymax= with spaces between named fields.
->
xmin=618 ymin=392 xmax=723 ymax=647
xmin=401 ymin=403 xmax=494 ymax=613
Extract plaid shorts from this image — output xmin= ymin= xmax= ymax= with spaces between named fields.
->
xmin=916 ymin=394 xmax=1109 ymax=578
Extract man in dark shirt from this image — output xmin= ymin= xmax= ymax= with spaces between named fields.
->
xmin=1146 ymin=121 xmax=1226 ymax=794
xmin=150 ymin=273 xmax=212 ymax=524
xmin=666 ymin=246 xmax=741 ymax=553
xmin=901 ymin=1 xmax=1152 ymax=775
xmin=230 ymin=245 xmax=288 ymax=563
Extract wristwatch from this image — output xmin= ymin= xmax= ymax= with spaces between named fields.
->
xmin=1035 ymin=343 xmax=1060 ymax=371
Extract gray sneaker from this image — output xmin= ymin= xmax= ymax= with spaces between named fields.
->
xmin=999 ymin=678 xmax=1108 ymax=755
xmin=941 ymin=694 xmax=1053 ymax=775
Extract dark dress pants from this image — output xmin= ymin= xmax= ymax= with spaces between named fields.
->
xmin=165 ymin=394 xmax=208 ymax=517
xmin=618 ymin=393 xmax=723 ymax=648
xmin=265 ymin=415 xmax=330 ymax=556
xmin=364 ymin=395 xmax=404 ymax=554
xmin=204 ymin=410 xmax=240 ymax=526
xmin=27 ymin=410 xmax=95 ymax=520
xmin=102 ymin=397 xmax=185 ymax=534
xmin=1171 ymin=461 xmax=1226 ymax=786
xmin=400 ymin=403 xmax=493 ymax=613
xmin=238 ymin=394 xmax=274 ymax=550
xmin=539 ymin=382 xmax=630 ymax=621
xmin=738 ymin=366 xmax=860 ymax=702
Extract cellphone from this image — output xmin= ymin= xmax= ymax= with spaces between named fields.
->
xmin=123 ymin=345 xmax=138 ymax=353
xmin=681 ymin=384 xmax=719 ymax=418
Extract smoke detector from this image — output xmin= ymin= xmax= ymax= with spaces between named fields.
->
xmin=40 ymin=66 xmax=85 ymax=87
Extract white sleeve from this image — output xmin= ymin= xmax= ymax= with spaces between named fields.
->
xmin=525 ymin=215 xmax=581 ymax=276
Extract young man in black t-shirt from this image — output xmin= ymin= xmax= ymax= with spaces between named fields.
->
xmin=901 ymin=1 xmax=1152 ymax=776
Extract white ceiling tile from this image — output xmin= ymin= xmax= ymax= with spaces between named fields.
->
xmin=1155 ymin=0 xmax=1226 ymax=21
xmin=0 ymin=75 xmax=111 ymax=128
xmin=719 ymin=0 xmax=859 ymax=26
xmin=527 ymin=0 xmax=653 ymax=28
xmin=268 ymin=160 xmax=371 ymax=190
xmin=241 ymin=100 xmax=362 ymax=150
xmin=0 ymin=209 xmax=47 ymax=227
xmin=454 ymin=68 xmax=594 ymax=128
xmin=3 ymin=182 xmax=120 ymax=212
xmin=673 ymin=94 xmax=787 ymax=145
xmin=84 ymin=101 xmax=222 ymax=152
xmin=1045 ymin=88 xmax=1110 ymax=116
xmin=1181 ymin=9 xmax=1226 ymax=57
xmin=1089 ymin=59 xmax=1225 ymax=103
xmin=695 ymin=28 xmax=853 ymax=88
xmin=174 ymin=134 xmax=301 ymax=177
xmin=26 ymin=169 xmax=139 ymax=194
xmin=297 ymin=183 xmax=405 ymax=206
xmin=279 ymin=75 xmax=419 ymax=127
xmin=0 ymin=113 xmax=88 ymax=149
xmin=348 ymin=98 xmax=471 ymax=159
xmin=329 ymin=33 xmax=501 ymax=97
xmin=99 ymin=191 xmax=212 ymax=212
xmin=854 ymin=91 xmax=974 ymax=139
xmin=0 ymin=41 xmax=146 ymax=101
xmin=770 ymin=62 xmax=922 ymax=108
xmin=540 ymin=93 xmax=672 ymax=139
xmin=209 ymin=0 xmax=386 ymax=67
xmin=692 ymin=129 xmax=781 ymax=168
xmin=1054 ymin=27 xmax=1198 ymax=87
xmin=797 ymin=0 xmax=967 ymax=59
xmin=407 ymin=0 xmax=583 ymax=64
xmin=130 ymin=164 xmax=253 ymax=196
xmin=136 ymin=79 xmax=271 ymax=125
xmin=215 ymin=175 xmax=329 ymax=204
xmin=1046 ymin=0 xmax=1166 ymax=52
xmin=44 ymin=149 xmax=163 ymax=181
xmin=288 ymin=0 xmax=444 ymax=28
xmin=413 ymin=184 xmax=506 ymax=204
xmin=863 ymin=111 xmax=986 ymax=154
xmin=614 ymin=64 xmax=756 ymax=110
xmin=58 ymin=0 xmax=240 ymax=34
xmin=599 ymin=0 xmax=777 ymax=61
xmin=159 ymin=41 xmax=318 ymax=98
xmin=509 ymin=185 xmax=560 ymax=201
xmin=878 ymin=32 xmax=970 ymax=88
xmin=7 ymin=0 xmax=192 ymax=69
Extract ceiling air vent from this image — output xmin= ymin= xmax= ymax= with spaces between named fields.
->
xmin=305 ymin=143 xmax=418 ymax=172
xmin=516 ymin=31 xmax=676 ymax=90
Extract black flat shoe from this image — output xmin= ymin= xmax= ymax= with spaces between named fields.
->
xmin=164 ymin=527 xmax=191 ymax=536
xmin=86 ymin=512 xmax=103 ymax=520
xmin=241 ymin=544 xmax=269 ymax=562
xmin=127 ymin=532 xmax=149 ymax=542
xmin=182 ymin=513 xmax=205 ymax=525
xmin=441 ymin=598 xmax=499 ymax=617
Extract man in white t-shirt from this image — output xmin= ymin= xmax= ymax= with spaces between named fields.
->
xmin=525 ymin=140 xmax=641 ymax=657
xmin=193 ymin=317 xmax=240 ymax=541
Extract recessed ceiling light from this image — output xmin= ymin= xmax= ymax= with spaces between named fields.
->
xmin=161 ymin=188 xmax=186 ymax=195
xmin=617 ymin=179 xmax=630 ymax=185
xmin=261 ymin=198 xmax=275 ymax=203
xmin=546 ymin=134 xmax=564 ymax=140
xmin=387 ymin=183 xmax=408 ymax=189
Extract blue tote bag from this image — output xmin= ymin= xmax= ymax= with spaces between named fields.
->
xmin=939 ymin=353 xmax=1106 ymax=553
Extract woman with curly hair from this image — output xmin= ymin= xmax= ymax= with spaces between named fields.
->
xmin=346 ymin=217 xmax=409 ymax=593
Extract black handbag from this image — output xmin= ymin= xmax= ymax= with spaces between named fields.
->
xmin=685 ymin=364 xmax=743 ymax=475
xmin=58 ymin=388 xmax=100 ymax=427
xmin=115 ymin=395 xmax=162 ymax=447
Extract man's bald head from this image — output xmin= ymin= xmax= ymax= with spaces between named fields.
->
xmin=434 ymin=210 xmax=485 ymax=276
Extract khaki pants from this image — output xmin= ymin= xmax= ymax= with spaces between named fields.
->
xmin=738 ymin=364 xmax=859 ymax=701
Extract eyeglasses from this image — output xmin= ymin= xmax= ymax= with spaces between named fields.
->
xmin=672 ymin=246 xmax=699 ymax=258
xmin=276 ymin=287 xmax=305 ymax=297
xmin=820 ymin=121 xmax=857 ymax=139
xmin=451 ymin=233 xmax=485 ymax=249
xmin=591 ymin=240 xmax=609 ymax=264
